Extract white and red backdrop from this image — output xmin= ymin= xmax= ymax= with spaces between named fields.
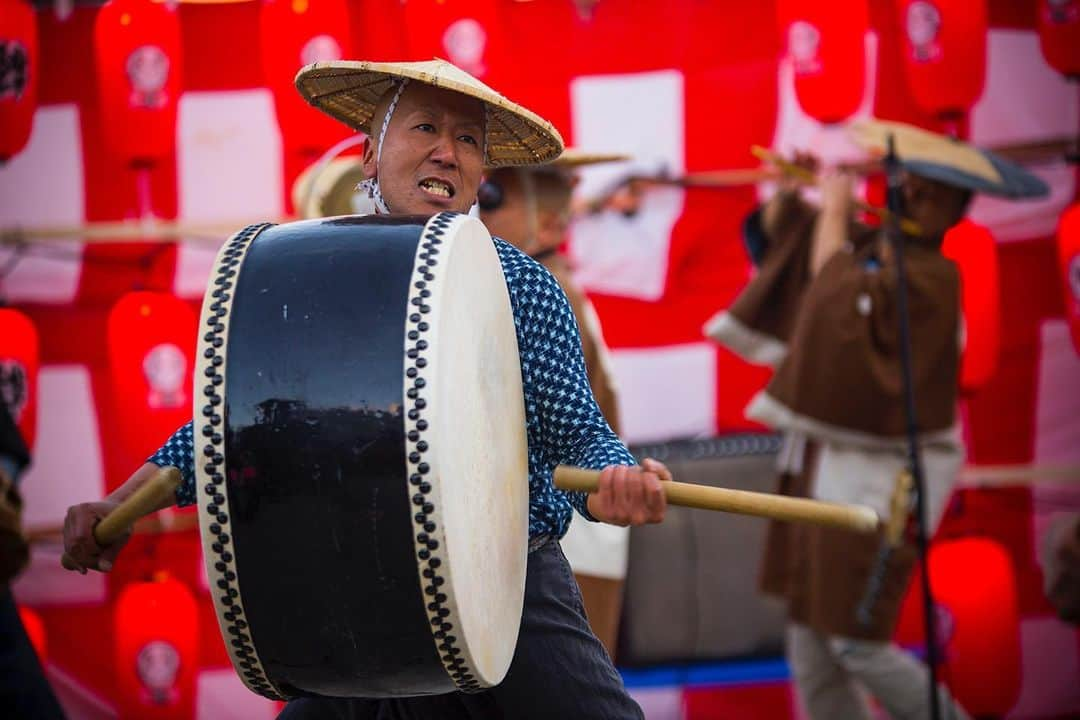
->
xmin=1 ymin=0 xmax=1078 ymax=718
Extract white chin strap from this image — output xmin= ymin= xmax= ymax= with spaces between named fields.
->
xmin=357 ymin=79 xmax=410 ymax=215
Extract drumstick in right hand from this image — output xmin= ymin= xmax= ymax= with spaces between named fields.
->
xmin=554 ymin=465 xmax=879 ymax=534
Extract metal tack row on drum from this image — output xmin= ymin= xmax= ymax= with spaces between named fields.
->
xmin=193 ymin=213 xmax=529 ymax=700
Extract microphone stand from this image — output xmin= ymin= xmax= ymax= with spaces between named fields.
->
xmin=882 ymin=133 xmax=943 ymax=720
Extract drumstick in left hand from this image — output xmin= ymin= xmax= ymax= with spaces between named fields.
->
xmin=60 ymin=467 xmax=183 ymax=571
xmin=554 ymin=465 xmax=879 ymax=534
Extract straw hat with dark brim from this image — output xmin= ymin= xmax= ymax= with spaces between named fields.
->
xmin=295 ymin=59 xmax=564 ymax=168
xmin=484 ymin=148 xmax=632 ymax=173
xmin=546 ymin=148 xmax=632 ymax=168
xmin=849 ymin=119 xmax=1049 ymax=200
xmin=483 ymin=147 xmax=630 ymax=172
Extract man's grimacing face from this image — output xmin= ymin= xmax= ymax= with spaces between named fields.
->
xmin=362 ymin=83 xmax=486 ymax=215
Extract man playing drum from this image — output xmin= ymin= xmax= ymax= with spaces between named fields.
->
xmin=63 ymin=59 xmax=667 ymax=719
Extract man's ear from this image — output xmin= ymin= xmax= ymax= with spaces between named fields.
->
xmin=361 ymin=137 xmax=377 ymax=180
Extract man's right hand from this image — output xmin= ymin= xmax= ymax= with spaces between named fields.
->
xmin=62 ymin=501 xmax=132 ymax=574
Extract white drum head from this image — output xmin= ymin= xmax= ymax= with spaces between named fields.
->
xmin=404 ymin=213 xmax=529 ymax=688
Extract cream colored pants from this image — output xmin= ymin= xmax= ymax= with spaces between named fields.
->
xmin=786 ymin=624 xmax=971 ymax=720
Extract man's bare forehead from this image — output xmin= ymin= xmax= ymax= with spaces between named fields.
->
xmin=390 ymin=85 xmax=485 ymax=124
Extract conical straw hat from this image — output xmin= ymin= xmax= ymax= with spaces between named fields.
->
xmin=295 ymin=59 xmax=564 ymax=167
xmin=849 ymin=119 xmax=1048 ymax=199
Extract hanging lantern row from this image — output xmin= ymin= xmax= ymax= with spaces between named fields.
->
xmin=777 ymin=0 xmax=991 ymax=129
xmin=4 ymin=0 xmax=1080 ymax=164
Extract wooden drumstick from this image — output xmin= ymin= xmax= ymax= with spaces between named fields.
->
xmin=554 ymin=465 xmax=880 ymax=534
xmin=60 ymin=467 xmax=183 ymax=571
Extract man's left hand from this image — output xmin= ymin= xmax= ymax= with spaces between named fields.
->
xmin=586 ymin=458 xmax=670 ymax=526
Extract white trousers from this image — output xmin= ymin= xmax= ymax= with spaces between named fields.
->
xmin=786 ymin=623 xmax=971 ymax=720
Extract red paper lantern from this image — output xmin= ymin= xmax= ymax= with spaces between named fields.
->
xmin=777 ymin=0 xmax=868 ymax=124
xmin=895 ymin=0 xmax=987 ymax=120
xmin=114 ymin=576 xmax=199 ymax=720
xmin=93 ymin=0 xmax=183 ymax=166
xmin=106 ymin=292 xmax=196 ymax=488
xmin=403 ymin=0 xmax=503 ymax=83
xmin=894 ymin=537 xmax=1021 ymax=717
xmin=17 ymin=605 xmax=46 ymax=663
xmin=1058 ymin=203 xmax=1080 ymax=355
xmin=351 ymin=0 xmax=407 ymax=62
xmin=941 ymin=219 xmax=1000 ymax=392
xmin=259 ymin=0 xmax=354 ymax=156
xmin=1038 ymin=0 xmax=1080 ymax=77
xmin=0 ymin=308 xmax=39 ymax=451
xmin=0 ymin=0 xmax=38 ymax=162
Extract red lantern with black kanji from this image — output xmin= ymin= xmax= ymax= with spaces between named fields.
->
xmin=1038 ymin=0 xmax=1080 ymax=77
xmin=895 ymin=0 xmax=987 ymax=121
xmin=777 ymin=0 xmax=868 ymax=124
xmin=259 ymin=0 xmax=354 ymax=156
xmin=894 ymin=537 xmax=1021 ymax=716
xmin=1058 ymin=203 xmax=1080 ymax=355
xmin=106 ymin=292 xmax=196 ymax=491
xmin=941 ymin=219 xmax=1000 ymax=392
xmin=94 ymin=0 xmax=183 ymax=166
xmin=0 ymin=308 xmax=38 ymax=451
xmin=0 ymin=0 xmax=38 ymax=162
xmin=114 ymin=575 xmax=198 ymax=720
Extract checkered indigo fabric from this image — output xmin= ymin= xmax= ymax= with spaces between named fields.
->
xmin=148 ymin=237 xmax=634 ymax=540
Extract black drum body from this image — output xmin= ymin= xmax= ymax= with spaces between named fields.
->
xmin=194 ymin=213 xmax=528 ymax=700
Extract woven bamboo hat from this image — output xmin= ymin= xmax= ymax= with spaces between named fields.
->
xmin=849 ymin=119 xmax=1048 ymax=199
xmin=295 ymin=59 xmax=564 ymax=167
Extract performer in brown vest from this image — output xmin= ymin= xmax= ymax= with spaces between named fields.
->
xmin=479 ymin=149 xmax=630 ymax=659
xmin=705 ymin=120 xmax=1048 ymax=720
